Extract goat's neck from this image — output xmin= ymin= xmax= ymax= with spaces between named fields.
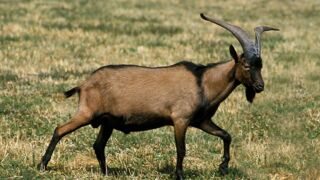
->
xmin=202 ymin=60 xmax=239 ymax=106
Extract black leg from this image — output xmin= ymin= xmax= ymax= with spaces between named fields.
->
xmin=93 ymin=124 xmax=113 ymax=175
xmin=197 ymin=120 xmax=231 ymax=175
xmin=38 ymin=128 xmax=60 ymax=171
xmin=173 ymin=120 xmax=188 ymax=180
xmin=38 ymin=112 xmax=91 ymax=171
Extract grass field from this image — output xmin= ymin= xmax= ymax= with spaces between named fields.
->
xmin=0 ymin=0 xmax=319 ymax=179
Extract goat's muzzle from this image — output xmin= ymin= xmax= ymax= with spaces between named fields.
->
xmin=253 ymin=83 xmax=264 ymax=93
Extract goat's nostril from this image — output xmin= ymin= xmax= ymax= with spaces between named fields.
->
xmin=259 ymin=85 xmax=264 ymax=91
xmin=253 ymin=83 xmax=264 ymax=92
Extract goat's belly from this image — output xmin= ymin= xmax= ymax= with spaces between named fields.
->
xmin=92 ymin=113 xmax=173 ymax=134
xmin=114 ymin=115 xmax=172 ymax=134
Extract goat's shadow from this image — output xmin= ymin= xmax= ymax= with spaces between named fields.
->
xmin=157 ymin=163 xmax=248 ymax=179
xmin=157 ymin=164 xmax=203 ymax=179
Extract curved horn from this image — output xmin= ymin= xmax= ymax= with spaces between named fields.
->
xmin=200 ymin=13 xmax=256 ymax=59
xmin=254 ymin=26 xmax=279 ymax=56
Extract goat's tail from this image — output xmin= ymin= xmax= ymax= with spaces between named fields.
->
xmin=64 ymin=87 xmax=80 ymax=98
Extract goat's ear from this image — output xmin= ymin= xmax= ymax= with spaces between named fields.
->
xmin=229 ymin=45 xmax=238 ymax=63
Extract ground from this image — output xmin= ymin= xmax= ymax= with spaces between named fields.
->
xmin=0 ymin=0 xmax=319 ymax=179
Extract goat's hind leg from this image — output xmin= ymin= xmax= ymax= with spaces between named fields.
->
xmin=197 ymin=120 xmax=231 ymax=175
xmin=38 ymin=110 xmax=92 ymax=171
xmin=93 ymin=122 xmax=113 ymax=175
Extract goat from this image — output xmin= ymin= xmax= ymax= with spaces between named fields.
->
xmin=38 ymin=13 xmax=279 ymax=179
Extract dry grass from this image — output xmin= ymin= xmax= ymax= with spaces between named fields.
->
xmin=0 ymin=0 xmax=319 ymax=179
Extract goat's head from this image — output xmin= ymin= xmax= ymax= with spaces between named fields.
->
xmin=200 ymin=13 xmax=279 ymax=102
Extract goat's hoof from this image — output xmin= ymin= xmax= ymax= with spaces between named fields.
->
xmin=176 ymin=175 xmax=184 ymax=180
xmin=218 ymin=164 xmax=229 ymax=175
xmin=101 ymin=169 xmax=107 ymax=176
xmin=175 ymin=172 xmax=184 ymax=180
xmin=37 ymin=162 xmax=47 ymax=171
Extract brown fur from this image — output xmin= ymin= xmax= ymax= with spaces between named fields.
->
xmin=86 ymin=66 xmax=200 ymax=119
xmin=203 ymin=60 xmax=237 ymax=104
xmin=38 ymin=59 xmax=244 ymax=178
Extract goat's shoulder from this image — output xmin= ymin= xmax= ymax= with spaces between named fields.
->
xmin=171 ymin=61 xmax=208 ymax=86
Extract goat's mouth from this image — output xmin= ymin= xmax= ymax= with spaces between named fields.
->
xmin=245 ymin=84 xmax=264 ymax=93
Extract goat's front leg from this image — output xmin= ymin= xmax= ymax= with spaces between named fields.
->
xmin=197 ymin=120 xmax=231 ymax=175
xmin=173 ymin=119 xmax=189 ymax=180
xmin=93 ymin=123 xmax=113 ymax=175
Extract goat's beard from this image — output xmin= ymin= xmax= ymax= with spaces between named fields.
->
xmin=245 ymin=87 xmax=256 ymax=103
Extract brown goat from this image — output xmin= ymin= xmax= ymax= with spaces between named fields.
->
xmin=38 ymin=14 xmax=278 ymax=179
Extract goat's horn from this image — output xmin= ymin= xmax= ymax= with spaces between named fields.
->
xmin=200 ymin=13 xmax=256 ymax=60
xmin=254 ymin=26 xmax=279 ymax=56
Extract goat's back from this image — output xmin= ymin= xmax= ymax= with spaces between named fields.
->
xmin=80 ymin=63 xmax=202 ymax=119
